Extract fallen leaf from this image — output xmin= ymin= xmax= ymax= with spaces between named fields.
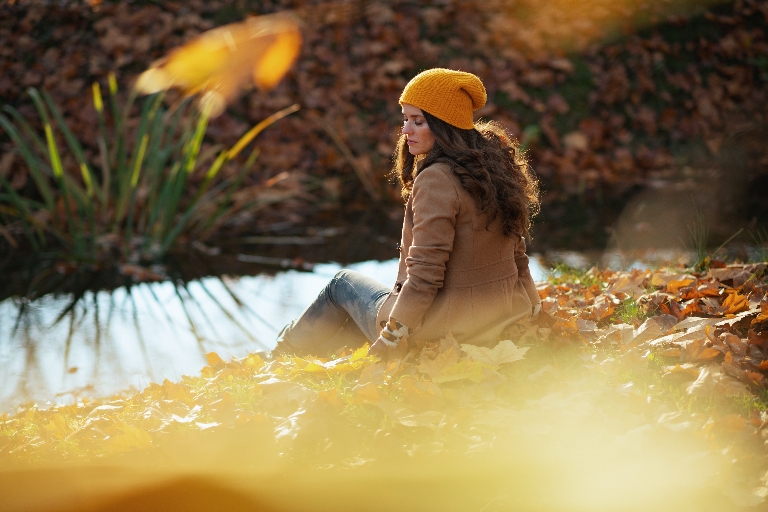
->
xmin=108 ymin=423 xmax=152 ymax=453
xmin=686 ymin=365 xmax=750 ymax=396
xmin=395 ymin=411 xmax=446 ymax=429
xmin=460 ymin=339 xmax=529 ymax=367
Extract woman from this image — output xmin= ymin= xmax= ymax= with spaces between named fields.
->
xmin=275 ymin=68 xmax=541 ymax=358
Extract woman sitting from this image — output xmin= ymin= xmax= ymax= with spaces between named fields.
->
xmin=275 ymin=68 xmax=541 ymax=358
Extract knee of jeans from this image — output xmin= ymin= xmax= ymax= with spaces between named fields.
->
xmin=333 ymin=269 xmax=352 ymax=281
xmin=330 ymin=269 xmax=353 ymax=289
xmin=327 ymin=269 xmax=354 ymax=305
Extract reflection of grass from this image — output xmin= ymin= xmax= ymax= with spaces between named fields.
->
xmin=0 ymin=76 xmax=298 ymax=263
xmin=687 ymin=204 xmax=709 ymax=271
xmin=751 ymin=228 xmax=768 ymax=263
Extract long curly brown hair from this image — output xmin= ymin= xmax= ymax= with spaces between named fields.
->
xmin=392 ymin=112 xmax=540 ymax=239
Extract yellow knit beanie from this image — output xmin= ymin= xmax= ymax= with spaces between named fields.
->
xmin=399 ymin=68 xmax=486 ymax=130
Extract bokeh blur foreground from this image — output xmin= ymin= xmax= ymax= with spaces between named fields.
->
xmin=3 ymin=264 xmax=768 ymax=511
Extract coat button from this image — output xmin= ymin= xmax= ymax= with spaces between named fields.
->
xmin=395 ymin=282 xmax=402 ymax=292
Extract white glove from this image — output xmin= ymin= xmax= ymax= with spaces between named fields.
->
xmin=376 ymin=318 xmax=410 ymax=348
xmin=532 ymin=302 xmax=542 ymax=318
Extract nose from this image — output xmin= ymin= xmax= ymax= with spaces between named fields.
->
xmin=402 ymin=121 xmax=414 ymax=136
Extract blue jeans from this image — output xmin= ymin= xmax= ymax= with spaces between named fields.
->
xmin=277 ymin=269 xmax=390 ymax=354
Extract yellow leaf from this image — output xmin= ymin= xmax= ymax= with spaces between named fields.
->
xmin=350 ymin=344 xmax=370 ymax=362
xmin=396 ymin=411 xmax=446 ymax=429
xmin=318 ymin=388 xmax=343 ymax=407
xmin=108 ymin=423 xmax=152 ymax=453
xmin=460 ymin=340 xmax=529 ymax=367
xmin=246 ymin=354 xmax=265 ymax=368
xmin=431 ymin=360 xmax=499 ymax=384
xmin=206 ymin=352 xmax=225 ymax=367
xmin=418 ymin=344 xmax=460 ymax=379
xmin=399 ymin=375 xmax=442 ymax=401
xmin=722 ymin=292 xmax=750 ymax=315
xmin=136 ymin=13 xmax=301 ymax=116
xmin=353 ymin=381 xmax=381 ymax=402
xmin=252 ymin=26 xmax=302 ymax=89
xmin=299 ymin=361 xmax=326 ymax=373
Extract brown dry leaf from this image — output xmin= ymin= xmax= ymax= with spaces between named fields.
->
xmin=716 ymin=414 xmax=747 ymax=434
xmin=662 ymin=363 xmax=701 ymax=381
xmin=682 ymin=338 xmax=722 ymax=363
xmin=418 ymin=335 xmax=462 ymax=379
xmin=658 ymin=347 xmax=682 ymax=357
xmin=606 ymin=272 xmax=646 ymax=297
xmin=667 ymin=278 xmax=696 ymax=294
xmin=747 ymin=371 xmax=768 ymax=387
xmin=723 ymin=292 xmax=751 ymax=315
xmin=552 ymin=317 xmax=580 ymax=336
xmin=592 ymin=295 xmax=616 ymax=321
xmin=686 ymin=365 xmax=750 ymax=396
xmin=697 ymin=282 xmax=720 ymax=298
xmin=650 ymin=273 xmax=695 ymax=287
xmin=680 ymin=301 xmax=704 ymax=317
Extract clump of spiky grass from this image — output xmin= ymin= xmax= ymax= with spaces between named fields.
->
xmin=0 ymin=75 xmax=298 ymax=263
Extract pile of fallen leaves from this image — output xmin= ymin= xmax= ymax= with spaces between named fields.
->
xmin=1 ymin=0 xmax=767 ymax=247
xmin=537 ymin=262 xmax=768 ymax=393
xmin=3 ymin=262 xmax=768 ymax=509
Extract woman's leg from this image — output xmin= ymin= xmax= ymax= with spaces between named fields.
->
xmin=276 ymin=269 xmax=389 ymax=354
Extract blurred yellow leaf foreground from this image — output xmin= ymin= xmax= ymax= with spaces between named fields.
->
xmin=3 ymin=264 xmax=768 ymax=512
xmin=136 ymin=12 xmax=301 ymax=116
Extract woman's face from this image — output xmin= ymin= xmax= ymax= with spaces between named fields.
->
xmin=401 ymin=103 xmax=435 ymax=156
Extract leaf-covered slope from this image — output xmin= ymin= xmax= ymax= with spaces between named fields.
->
xmin=2 ymin=0 xmax=767 ymax=247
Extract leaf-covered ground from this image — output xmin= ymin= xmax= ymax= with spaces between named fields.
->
xmin=2 ymin=262 xmax=768 ymax=511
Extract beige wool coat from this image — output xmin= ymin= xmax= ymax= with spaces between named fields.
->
xmin=376 ymin=161 xmax=541 ymax=345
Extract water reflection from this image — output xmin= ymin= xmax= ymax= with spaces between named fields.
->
xmin=0 ymin=259 xmax=545 ymax=411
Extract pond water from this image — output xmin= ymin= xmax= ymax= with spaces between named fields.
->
xmin=0 ymin=258 xmax=547 ymax=412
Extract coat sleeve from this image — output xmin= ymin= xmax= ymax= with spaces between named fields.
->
xmin=389 ymin=166 xmax=460 ymax=330
xmin=515 ymin=237 xmax=540 ymax=307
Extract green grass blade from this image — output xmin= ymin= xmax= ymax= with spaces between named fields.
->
xmin=114 ymin=94 xmax=161 ymax=226
xmin=2 ymin=105 xmax=48 ymax=156
xmin=28 ymin=88 xmax=85 ymax=255
xmin=27 ymin=89 xmax=64 ymax=179
xmin=155 ymin=104 xmax=211 ymax=247
xmin=92 ymin=82 xmax=112 ymax=204
xmin=0 ymin=174 xmax=45 ymax=250
xmin=196 ymin=147 xmax=261 ymax=241
xmin=227 ymin=103 xmax=299 ymax=159
xmin=0 ymin=113 xmax=55 ymax=210
xmin=41 ymin=90 xmax=96 ymax=198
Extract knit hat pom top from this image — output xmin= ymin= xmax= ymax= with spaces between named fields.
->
xmin=399 ymin=68 xmax=487 ymax=130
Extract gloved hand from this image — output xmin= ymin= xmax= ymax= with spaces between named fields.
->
xmin=532 ymin=302 xmax=542 ymax=318
xmin=368 ymin=318 xmax=410 ymax=358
